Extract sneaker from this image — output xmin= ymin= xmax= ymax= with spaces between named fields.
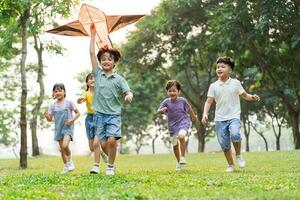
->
xmin=176 ymin=163 xmax=182 ymax=171
xmin=90 ymin=165 xmax=100 ymax=174
xmin=179 ymin=157 xmax=186 ymax=165
xmin=61 ymin=165 xmax=69 ymax=174
xmin=67 ymin=160 xmax=75 ymax=171
xmin=100 ymin=151 xmax=108 ymax=163
xmin=236 ymin=155 xmax=246 ymax=168
xmin=226 ymin=165 xmax=235 ymax=172
xmin=106 ymin=166 xmax=115 ymax=176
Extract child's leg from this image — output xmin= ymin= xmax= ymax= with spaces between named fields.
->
xmin=223 ymin=149 xmax=234 ymax=165
xmin=93 ymin=135 xmax=100 ymax=164
xmin=173 ymin=144 xmax=180 ymax=162
xmin=229 ymin=119 xmax=242 ymax=156
xmin=107 ymin=136 xmax=117 ymax=165
xmin=59 ymin=135 xmax=71 ymax=163
xmin=232 ymin=142 xmax=241 ymax=155
xmin=88 ymin=139 xmax=94 ymax=152
xmin=101 ymin=140 xmax=108 ymax=155
xmin=178 ymin=129 xmax=187 ymax=158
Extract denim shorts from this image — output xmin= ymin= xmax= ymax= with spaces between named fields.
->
xmin=94 ymin=112 xmax=121 ymax=141
xmin=85 ymin=114 xmax=95 ymax=140
xmin=215 ymin=118 xmax=242 ymax=151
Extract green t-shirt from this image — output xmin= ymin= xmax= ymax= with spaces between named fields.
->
xmin=92 ymin=66 xmax=131 ymax=115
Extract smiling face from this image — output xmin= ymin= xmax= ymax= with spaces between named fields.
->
xmin=100 ymin=52 xmax=116 ymax=72
xmin=86 ymin=74 xmax=94 ymax=88
xmin=53 ymin=87 xmax=65 ymax=101
xmin=167 ymin=85 xmax=180 ymax=101
xmin=216 ymin=62 xmax=232 ymax=81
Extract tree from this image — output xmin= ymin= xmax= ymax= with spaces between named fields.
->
xmin=120 ymin=0 xmax=220 ymax=152
xmin=208 ymin=0 xmax=300 ymax=149
xmin=0 ymin=0 xmax=78 ymax=168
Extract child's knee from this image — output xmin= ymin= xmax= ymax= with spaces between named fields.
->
xmin=231 ymin=133 xmax=242 ymax=142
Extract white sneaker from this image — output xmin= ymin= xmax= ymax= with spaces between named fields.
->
xmin=226 ymin=165 xmax=235 ymax=172
xmin=100 ymin=151 xmax=108 ymax=163
xmin=176 ymin=163 xmax=182 ymax=171
xmin=236 ymin=155 xmax=246 ymax=168
xmin=179 ymin=157 xmax=186 ymax=165
xmin=67 ymin=160 xmax=75 ymax=171
xmin=61 ymin=165 xmax=69 ymax=174
xmin=90 ymin=165 xmax=100 ymax=174
xmin=106 ymin=167 xmax=115 ymax=176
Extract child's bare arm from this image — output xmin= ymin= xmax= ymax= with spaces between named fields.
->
xmin=65 ymin=109 xmax=80 ymax=126
xmin=241 ymin=92 xmax=260 ymax=101
xmin=201 ymin=97 xmax=214 ymax=125
xmin=188 ymin=107 xmax=198 ymax=121
xmin=77 ymin=97 xmax=85 ymax=104
xmin=89 ymin=23 xmax=98 ymax=69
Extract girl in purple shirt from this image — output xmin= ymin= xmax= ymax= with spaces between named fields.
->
xmin=157 ymin=80 xmax=197 ymax=171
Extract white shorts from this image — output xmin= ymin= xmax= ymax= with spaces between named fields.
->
xmin=170 ymin=129 xmax=187 ymax=146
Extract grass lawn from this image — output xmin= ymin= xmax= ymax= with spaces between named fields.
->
xmin=0 ymin=150 xmax=299 ymax=199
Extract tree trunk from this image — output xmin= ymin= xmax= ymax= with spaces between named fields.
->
xmin=276 ymin=136 xmax=280 ymax=150
xmin=30 ymin=34 xmax=45 ymax=156
xmin=19 ymin=8 xmax=30 ymax=169
xmin=241 ymin=116 xmax=250 ymax=152
xmin=196 ymin=124 xmax=205 ymax=152
xmin=290 ymin=111 xmax=300 ymax=149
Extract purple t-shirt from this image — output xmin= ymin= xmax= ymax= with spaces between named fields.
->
xmin=159 ymin=97 xmax=191 ymax=135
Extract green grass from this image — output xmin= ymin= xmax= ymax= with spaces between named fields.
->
xmin=0 ymin=151 xmax=300 ymax=199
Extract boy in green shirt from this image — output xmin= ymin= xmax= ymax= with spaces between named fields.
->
xmin=89 ymin=23 xmax=133 ymax=176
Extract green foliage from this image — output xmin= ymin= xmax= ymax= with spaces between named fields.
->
xmin=0 ymin=151 xmax=300 ymax=199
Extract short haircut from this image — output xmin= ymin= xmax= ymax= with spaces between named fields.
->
xmin=52 ymin=83 xmax=66 ymax=97
xmin=216 ymin=56 xmax=235 ymax=70
xmin=97 ymin=46 xmax=121 ymax=63
xmin=165 ymin=80 xmax=182 ymax=91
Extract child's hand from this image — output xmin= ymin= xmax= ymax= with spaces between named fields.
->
xmin=77 ymin=96 xmax=84 ymax=104
xmin=201 ymin=114 xmax=208 ymax=125
xmin=252 ymin=94 xmax=260 ymax=101
xmin=191 ymin=114 xmax=198 ymax=122
xmin=124 ymin=92 xmax=133 ymax=103
xmin=160 ymin=107 xmax=167 ymax=113
xmin=65 ymin=119 xmax=73 ymax=126
xmin=90 ymin=23 xmax=96 ymax=36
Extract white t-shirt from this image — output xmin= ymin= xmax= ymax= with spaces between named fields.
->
xmin=207 ymin=78 xmax=245 ymax=121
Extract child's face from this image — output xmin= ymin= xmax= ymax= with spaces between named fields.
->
xmin=167 ymin=85 xmax=180 ymax=101
xmin=216 ymin=62 xmax=232 ymax=80
xmin=87 ymin=75 xmax=94 ymax=88
xmin=53 ymin=88 xmax=65 ymax=100
xmin=100 ymin=52 xmax=116 ymax=72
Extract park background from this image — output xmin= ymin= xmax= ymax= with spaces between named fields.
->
xmin=1 ymin=0 xmax=300 ymax=199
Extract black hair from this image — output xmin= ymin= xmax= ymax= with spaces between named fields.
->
xmin=165 ymin=80 xmax=182 ymax=91
xmin=85 ymin=73 xmax=93 ymax=91
xmin=216 ymin=56 xmax=235 ymax=70
xmin=97 ymin=47 xmax=121 ymax=63
xmin=52 ymin=83 xmax=66 ymax=98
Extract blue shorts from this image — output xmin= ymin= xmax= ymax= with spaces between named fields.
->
xmin=85 ymin=114 xmax=95 ymax=140
xmin=215 ymin=118 xmax=242 ymax=151
xmin=94 ymin=112 xmax=121 ymax=141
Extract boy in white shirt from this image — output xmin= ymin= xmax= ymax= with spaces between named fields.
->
xmin=201 ymin=56 xmax=260 ymax=172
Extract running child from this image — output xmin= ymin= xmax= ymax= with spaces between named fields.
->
xmin=44 ymin=83 xmax=80 ymax=173
xmin=157 ymin=80 xmax=197 ymax=171
xmin=77 ymin=73 xmax=108 ymax=174
xmin=89 ymin=23 xmax=133 ymax=175
xmin=201 ymin=56 xmax=260 ymax=172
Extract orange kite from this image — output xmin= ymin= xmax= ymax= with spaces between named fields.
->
xmin=46 ymin=3 xmax=145 ymax=49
